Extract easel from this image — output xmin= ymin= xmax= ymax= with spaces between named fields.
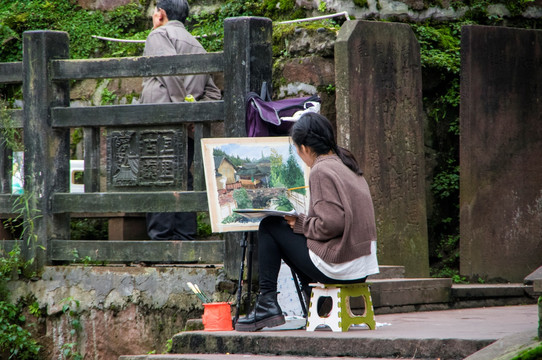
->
xmin=233 ymin=230 xmax=308 ymax=325
xmin=234 ymin=231 xmax=255 ymax=324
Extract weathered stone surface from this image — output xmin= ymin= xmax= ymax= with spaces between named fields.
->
xmin=275 ymin=56 xmax=336 ymax=124
xmin=281 ymin=56 xmax=335 ymax=86
xmin=525 ymin=266 xmax=542 ymax=284
xmin=460 ymin=26 xmax=542 ymax=283
xmin=370 ymin=278 xmax=452 ymax=307
xmin=8 ymin=266 xmax=230 ymax=360
xmin=452 ymin=284 xmax=533 ymax=299
xmin=76 ymin=0 xmax=136 ymax=11
xmin=318 ymin=0 xmax=541 ymax=21
xmin=281 ymin=27 xmax=336 ymax=57
xmin=335 ymin=20 xmax=428 ymax=277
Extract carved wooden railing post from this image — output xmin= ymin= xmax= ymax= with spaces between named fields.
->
xmin=22 ymin=31 xmax=71 ymax=270
xmin=223 ymin=17 xmax=272 ymax=277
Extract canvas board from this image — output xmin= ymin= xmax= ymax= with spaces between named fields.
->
xmin=201 ymin=137 xmax=310 ymax=233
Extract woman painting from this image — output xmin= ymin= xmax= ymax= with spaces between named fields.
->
xmin=235 ymin=112 xmax=379 ymax=332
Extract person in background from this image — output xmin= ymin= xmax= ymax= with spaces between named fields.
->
xmin=141 ymin=0 xmax=221 ymax=240
xmin=235 ymin=113 xmax=379 ymax=332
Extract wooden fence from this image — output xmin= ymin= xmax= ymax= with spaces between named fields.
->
xmin=0 ymin=17 xmax=272 ymax=275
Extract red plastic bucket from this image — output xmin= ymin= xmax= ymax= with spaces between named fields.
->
xmin=202 ymin=302 xmax=233 ymax=331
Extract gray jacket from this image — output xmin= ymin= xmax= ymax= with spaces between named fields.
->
xmin=141 ymin=20 xmax=221 ymax=103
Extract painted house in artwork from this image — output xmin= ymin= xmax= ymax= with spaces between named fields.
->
xmin=236 ymin=158 xmax=271 ymax=189
xmin=214 ymin=156 xmax=238 ymax=190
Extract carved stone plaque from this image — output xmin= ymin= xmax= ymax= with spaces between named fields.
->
xmin=107 ymin=127 xmax=187 ymax=191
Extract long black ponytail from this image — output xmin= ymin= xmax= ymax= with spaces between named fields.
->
xmin=290 ymin=113 xmax=363 ymax=176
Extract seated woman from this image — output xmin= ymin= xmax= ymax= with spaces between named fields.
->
xmin=235 ymin=112 xmax=379 ymax=332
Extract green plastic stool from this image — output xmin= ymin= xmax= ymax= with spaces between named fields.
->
xmin=306 ymin=282 xmax=376 ymax=332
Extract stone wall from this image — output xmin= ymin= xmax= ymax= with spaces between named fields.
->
xmin=8 ymin=266 xmax=231 ymax=360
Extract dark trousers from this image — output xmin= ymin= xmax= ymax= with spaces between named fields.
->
xmin=146 ymin=137 xmax=196 ymax=240
xmin=257 ymin=216 xmax=365 ymax=295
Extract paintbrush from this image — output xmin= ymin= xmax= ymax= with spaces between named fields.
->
xmin=194 ymin=283 xmax=212 ymax=303
xmin=187 ymin=282 xmax=208 ymax=303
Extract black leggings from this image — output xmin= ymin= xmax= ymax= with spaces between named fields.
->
xmin=257 ymin=216 xmax=365 ymax=295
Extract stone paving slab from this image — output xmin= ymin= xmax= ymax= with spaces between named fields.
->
xmin=165 ymin=305 xmax=538 ymax=360
xmin=464 ymin=329 xmax=541 ymax=360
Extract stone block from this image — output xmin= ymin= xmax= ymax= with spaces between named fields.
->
xmin=370 ymin=278 xmax=452 ymax=307
xmin=452 ymin=284 xmax=533 ymax=299
xmin=460 ymin=25 xmax=542 ymax=283
xmin=335 ymin=20 xmax=428 ymax=277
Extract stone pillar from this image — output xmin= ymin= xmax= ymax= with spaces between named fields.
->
xmin=460 ymin=25 xmax=542 ymax=283
xmin=23 ymin=31 xmax=71 ymax=270
xmin=335 ymin=20 xmax=428 ymax=277
xmin=222 ymin=17 xmax=273 ymax=278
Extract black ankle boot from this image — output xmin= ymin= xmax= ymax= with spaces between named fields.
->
xmin=235 ymin=292 xmax=285 ymax=332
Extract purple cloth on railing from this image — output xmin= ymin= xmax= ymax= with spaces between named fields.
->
xmin=245 ymin=93 xmax=320 ymax=137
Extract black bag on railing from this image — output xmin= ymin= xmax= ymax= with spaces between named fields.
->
xmin=245 ymin=82 xmax=321 ymax=137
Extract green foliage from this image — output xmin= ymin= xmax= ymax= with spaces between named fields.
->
xmin=71 ymin=247 xmax=107 ymax=266
xmin=233 ymin=188 xmax=252 ymax=209
xmin=0 ymin=301 xmax=41 ymax=359
xmin=196 ymin=212 xmax=213 ymax=238
xmin=504 ymin=0 xmax=536 ymax=17
xmin=0 ymin=244 xmax=24 ymax=299
xmin=61 ymin=342 xmax=83 ymax=360
xmin=411 ymin=23 xmax=460 ymax=74
xmin=0 ymin=0 xmax=148 ymax=62
xmin=318 ymin=1 xmax=328 ymax=12
xmin=60 ymin=297 xmax=83 ymax=360
xmin=511 ymin=343 xmax=542 ymax=360
xmin=0 ymin=102 xmax=23 ymax=151
xmin=275 ymin=194 xmax=294 ymax=211
xmin=269 ymin=149 xmax=285 ymax=188
xmin=70 ymin=128 xmax=84 ymax=159
xmin=70 ymin=218 xmax=108 ymax=241
xmin=101 ymin=87 xmax=118 ymax=105
xmin=221 ymin=212 xmax=244 ymax=224
xmin=164 ymin=338 xmax=173 ymax=354
xmin=283 ymin=146 xmax=305 ymax=192
xmin=268 ymin=146 xmax=305 ymax=191
xmin=431 ymin=160 xmax=459 ymax=200
xmin=353 ymin=0 xmax=369 ymax=8
xmin=28 ymin=301 xmax=41 ymax=318
xmin=213 ymin=148 xmax=250 ymax=167
xmin=412 ymin=22 xmax=461 ymax=278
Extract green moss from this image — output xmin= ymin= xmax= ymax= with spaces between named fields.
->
xmin=0 ymin=0 xmax=148 ymax=62
xmin=353 ymin=0 xmax=369 ymax=8
xmin=511 ymin=343 xmax=542 ymax=360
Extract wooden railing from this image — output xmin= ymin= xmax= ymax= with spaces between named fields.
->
xmin=0 ymin=17 xmax=272 ymax=274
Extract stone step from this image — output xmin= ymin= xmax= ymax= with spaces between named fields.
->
xmin=167 ymin=331 xmax=493 ymax=360
xmin=371 ymin=277 xmax=451 ymax=308
xmin=162 ymin=305 xmax=537 ymax=360
xmin=451 ymin=283 xmax=535 ymax=308
xmin=367 ymin=265 xmax=405 ymax=279
xmin=120 ymin=355 xmax=415 ymax=360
